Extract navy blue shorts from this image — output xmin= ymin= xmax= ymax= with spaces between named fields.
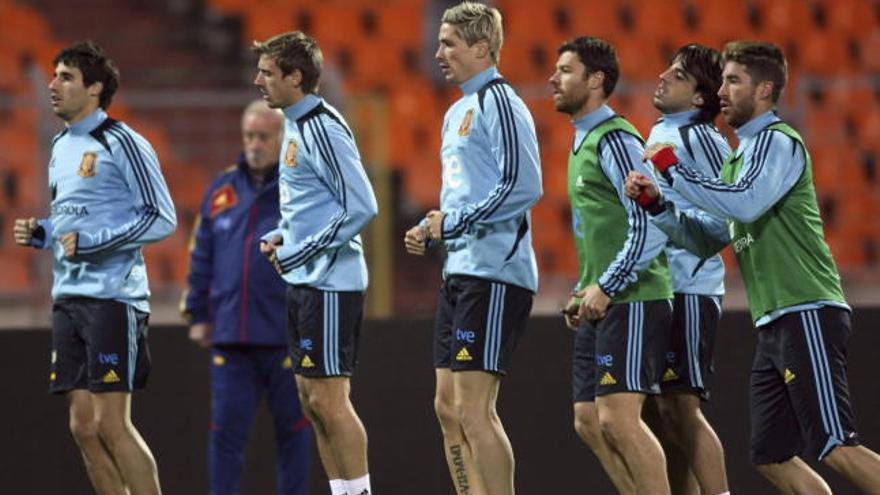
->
xmin=433 ymin=275 xmax=533 ymax=375
xmin=750 ymin=307 xmax=860 ymax=464
xmin=573 ymin=299 xmax=672 ymax=402
xmin=50 ymin=297 xmax=151 ymax=394
xmin=659 ymin=293 xmax=721 ymax=400
xmin=286 ymin=286 xmax=364 ymax=378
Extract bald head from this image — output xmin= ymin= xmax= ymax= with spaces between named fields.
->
xmin=241 ymin=99 xmax=284 ymax=173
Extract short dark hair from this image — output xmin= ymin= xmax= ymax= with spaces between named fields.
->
xmin=673 ymin=44 xmax=723 ymax=123
xmin=722 ymin=41 xmax=787 ymax=103
xmin=252 ymin=31 xmax=323 ymax=94
xmin=53 ymin=41 xmax=120 ymax=109
xmin=557 ymin=36 xmax=619 ymax=98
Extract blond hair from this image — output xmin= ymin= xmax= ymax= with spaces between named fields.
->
xmin=442 ymin=2 xmax=504 ymax=64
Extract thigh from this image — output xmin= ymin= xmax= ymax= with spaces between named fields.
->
xmin=661 ymin=294 xmax=720 ymax=400
xmin=749 ymin=327 xmax=802 ymax=465
xmin=448 ymin=276 xmax=533 ymax=376
xmin=50 ymin=301 xmax=87 ymax=394
xmin=211 ymin=347 xmax=261 ymax=425
xmin=287 ymin=286 xmax=364 ymax=378
xmin=782 ymin=308 xmax=860 ymax=461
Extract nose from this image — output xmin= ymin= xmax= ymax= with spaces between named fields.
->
xmin=253 ymin=72 xmax=262 ymax=86
xmin=435 ymin=45 xmax=443 ymax=60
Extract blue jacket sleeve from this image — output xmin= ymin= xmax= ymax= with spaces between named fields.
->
xmin=596 ymin=131 xmax=669 ymax=297
xmin=651 ymin=202 xmax=731 ymax=258
xmin=273 ymin=119 xmax=378 ymax=271
xmin=668 ymin=130 xmax=804 ymax=223
xmin=181 ymin=186 xmax=215 ymax=324
xmin=441 ymin=88 xmax=542 ymax=239
xmin=75 ymin=130 xmax=177 ymax=256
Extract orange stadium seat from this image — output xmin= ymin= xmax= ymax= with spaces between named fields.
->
xmin=826 ymin=0 xmax=877 ymax=34
xmin=690 ymin=1 xmax=753 ymax=43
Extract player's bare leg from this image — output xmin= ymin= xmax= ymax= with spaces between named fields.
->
xmin=435 ymin=368 xmax=485 ymax=495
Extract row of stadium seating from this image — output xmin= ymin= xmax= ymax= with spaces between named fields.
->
xmin=0 ymin=0 xmax=878 ymax=299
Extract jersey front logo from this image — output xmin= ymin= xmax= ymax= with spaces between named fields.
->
xmin=209 ymin=184 xmax=238 ymax=217
xmin=285 ymin=139 xmax=299 ymax=167
xmin=458 ymin=108 xmax=474 ymax=137
xmin=77 ymin=151 xmax=98 ymax=178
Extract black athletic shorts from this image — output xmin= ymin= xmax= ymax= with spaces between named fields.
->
xmin=50 ymin=297 xmax=151 ymax=394
xmin=286 ymin=286 xmax=364 ymax=378
xmin=750 ymin=307 xmax=860 ymax=464
xmin=573 ymin=299 xmax=672 ymax=402
xmin=659 ymin=293 xmax=721 ymax=400
xmin=433 ymin=275 xmax=533 ymax=375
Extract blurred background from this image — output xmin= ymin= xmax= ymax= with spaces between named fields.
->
xmin=1 ymin=0 xmax=878 ymax=324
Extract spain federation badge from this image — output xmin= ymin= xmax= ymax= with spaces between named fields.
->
xmin=77 ymin=151 xmax=98 ymax=178
xmin=285 ymin=139 xmax=298 ymax=167
xmin=209 ymin=184 xmax=238 ymax=217
xmin=458 ymin=108 xmax=474 ymax=137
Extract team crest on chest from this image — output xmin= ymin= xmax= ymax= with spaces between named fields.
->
xmin=209 ymin=184 xmax=238 ymax=217
xmin=285 ymin=139 xmax=299 ymax=167
xmin=77 ymin=151 xmax=98 ymax=178
xmin=458 ymin=108 xmax=474 ymax=136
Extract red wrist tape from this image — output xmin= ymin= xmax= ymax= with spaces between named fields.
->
xmin=636 ymin=190 xmax=657 ymax=208
xmin=650 ymin=147 xmax=679 ymax=173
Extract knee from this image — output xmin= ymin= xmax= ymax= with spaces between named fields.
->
xmin=95 ymin=415 xmax=131 ymax=449
xmin=433 ymin=393 xmax=458 ymax=430
xmin=455 ymin=400 xmax=490 ymax=437
xmin=597 ymin=409 xmax=631 ymax=447
xmin=69 ymin=413 xmax=100 ymax=446
xmin=573 ymin=408 xmax=603 ymax=448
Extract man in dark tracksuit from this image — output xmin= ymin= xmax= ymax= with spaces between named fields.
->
xmin=182 ymin=100 xmax=311 ymax=495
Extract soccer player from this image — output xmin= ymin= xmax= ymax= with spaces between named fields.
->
xmin=252 ymin=31 xmax=378 ymax=495
xmin=181 ymin=100 xmax=312 ymax=495
xmin=629 ymin=40 xmax=880 ymax=494
xmin=644 ymin=44 xmax=730 ymax=495
xmin=403 ymin=3 xmax=542 ymax=494
xmin=13 ymin=41 xmax=175 ymax=495
xmin=549 ymin=36 xmax=673 ymax=495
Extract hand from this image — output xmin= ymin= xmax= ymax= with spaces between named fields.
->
xmin=188 ymin=322 xmax=212 ymax=348
xmin=59 ymin=232 xmax=78 ymax=258
xmin=642 ymin=142 xmax=676 ymax=163
xmin=13 ymin=217 xmax=37 ymax=246
xmin=260 ymin=235 xmax=283 ymax=274
xmin=425 ymin=210 xmax=445 ymax=241
xmin=404 ymin=225 xmax=428 ymax=255
xmin=577 ymin=284 xmax=611 ymax=322
xmin=561 ymin=296 xmax=581 ymax=330
xmin=624 ymin=171 xmax=660 ymax=206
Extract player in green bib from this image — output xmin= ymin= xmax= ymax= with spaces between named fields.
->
xmin=551 ymin=36 xmax=674 ymax=495
xmin=628 ymin=41 xmax=880 ymax=494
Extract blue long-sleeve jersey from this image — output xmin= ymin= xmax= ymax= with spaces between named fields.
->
xmin=572 ymin=104 xmax=668 ymax=296
xmin=261 ymin=95 xmax=378 ymax=291
xmin=656 ymin=110 xmax=849 ymax=325
xmin=438 ymin=66 xmax=542 ymax=292
xmin=182 ymin=156 xmax=287 ymax=345
xmin=647 ymin=110 xmax=730 ymax=296
xmin=30 ymin=109 xmax=176 ymax=312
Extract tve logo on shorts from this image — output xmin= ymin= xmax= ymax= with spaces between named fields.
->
xmin=596 ymin=354 xmax=614 ymax=367
xmin=98 ymin=353 xmax=119 ymax=366
xmin=456 ymin=329 xmax=476 ymax=343
xmin=300 ymin=339 xmax=313 ymax=351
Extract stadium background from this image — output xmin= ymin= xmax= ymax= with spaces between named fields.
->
xmin=0 ymin=0 xmax=878 ymax=493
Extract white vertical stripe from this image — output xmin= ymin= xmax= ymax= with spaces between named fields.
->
xmin=494 ymin=285 xmax=506 ymax=371
xmin=802 ymin=312 xmax=834 ymax=437
xmin=127 ymin=306 xmax=137 ymax=390
xmin=323 ymin=292 xmax=330 ymax=375
xmin=807 ymin=311 xmax=845 ymax=439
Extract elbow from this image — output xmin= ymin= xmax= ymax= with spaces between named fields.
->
xmin=732 ymin=208 xmax=761 ymax=224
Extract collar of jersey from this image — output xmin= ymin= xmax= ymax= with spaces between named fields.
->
xmin=572 ymin=104 xmax=615 ymax=150
xmin=460 ymin=66 xmax=501 ymax=95
xmin=661 ymin=108 xmax=700 ymax=126
xmin=735 ymin=110 xmax=779 ymax=140
xmin=282 ymin=94 xmax=321 ymax=122
xmin=68 ymin=108 xmax=107 ymax=135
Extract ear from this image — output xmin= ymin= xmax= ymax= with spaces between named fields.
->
xmin=757 ymin=80 xmax=774 ymax=101
xmin=286 ymin=68 xmax=303 ymax=88
xmin=588 ymin=71 xmax=605 ymax=91
xmin=86 ymin=81 xmax=103 ymax=99
xmin=473 ymin=39 xmax=490 ymax=60
xmin=691 ymin=92 xmax=705 ymax=107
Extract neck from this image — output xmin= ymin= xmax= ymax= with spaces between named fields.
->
xmin=249 ymin=167 xmax=269 ymax=187
xmin=65 ymin=103 xmax=100 ymax=126
xmin=571 ymin=96 xmax=606 ymax=121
